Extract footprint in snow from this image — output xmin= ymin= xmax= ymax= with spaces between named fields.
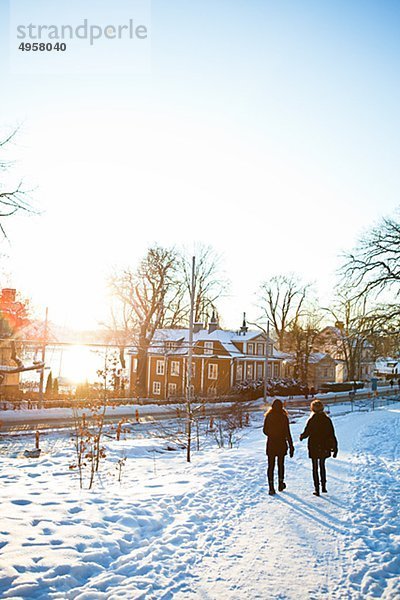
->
xmin=11 ymin=499 xmax=31 ymax=506
xmin=69 ymin=506 xmax=83 ymax=514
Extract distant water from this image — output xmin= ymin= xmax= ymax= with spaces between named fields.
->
xmin=21 ymin=345 xmax=127 ymax=388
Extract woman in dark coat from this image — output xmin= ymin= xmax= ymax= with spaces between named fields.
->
xmin=300 ymin=399 xmax=338 ymax=496
xmin=263 ymin=399 xmax=294 ymax=496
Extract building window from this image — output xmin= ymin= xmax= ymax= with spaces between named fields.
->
xmin=208 ymin=385 xmax=217 ymax=397
xmin=324 ymin=367 xmax=329 ymax=377
xmin=268 ymin=344 xmax=273 ymax=356
xmin=156 ymin=360 xmax=165 ymax=375
xmin=168 ymin=383 xmax=177 ymax=397
xmin=208 ymin=363 xmax=218 ymax=380
xmin=246 ymin=363 xmax=253 ymax=380
xmin=273 ymin=363 xmax=279 ymax=378
xmin=204 ymin=341 xmax=213 ymax=355
xmin=256 ymin=363 xmax=263 ymax=379
xmin=247 ymin=343 xmax=254 ymax=355
xmin=153 ymin=381 xmax=161 ymax=395
xmin=171 ymin=361 xmax=180 ymax=376
xmin=257 ymin=343 xmax=264 ymax=356
xmin=236 ymin=363 xmax=243 ymax=380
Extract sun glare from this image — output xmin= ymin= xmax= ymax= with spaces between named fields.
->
xmin=57 ymin=345 xmax=100 ymax=384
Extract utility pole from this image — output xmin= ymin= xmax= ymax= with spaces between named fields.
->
xmin=38 ymin=307 xmax=48 ymax=409
xmin=264 ymin=320 xmax=270 ymax=403
xmin=186 ymin=255 xmax=195 ymax=463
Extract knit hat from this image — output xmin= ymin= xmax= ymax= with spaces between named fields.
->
xmin=311 ymin=399 xmax=324 ymax=413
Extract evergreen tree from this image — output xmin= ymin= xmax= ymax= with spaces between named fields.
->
xmin=45 ymin=372 xmax=53 ymax=397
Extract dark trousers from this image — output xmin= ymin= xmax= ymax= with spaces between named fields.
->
xmin=312 ymin=458 xmax=326 ymax=489
xmin=267 ymin=454 xmax=285 ymax=487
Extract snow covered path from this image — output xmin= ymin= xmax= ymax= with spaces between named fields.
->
xmin=183 ymin=409 xmax=400 ymax=599
xmin=0 ymin=406 xmax=399 ymax=599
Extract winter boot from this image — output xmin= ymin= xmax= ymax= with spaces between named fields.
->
xmin=268 ymin=480 xmax=276 ymax=495
xmin=313 ymin=488 xmax=320 ymax=497
xmin=321 ymin=485 xmax=327 ymax=493
xmin=278 ymin=481 xmax=286 ymax=492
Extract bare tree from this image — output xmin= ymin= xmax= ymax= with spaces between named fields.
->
xmin=109 ymin=246 xmax=179 ymax=396
xmin=319 ymin=292 xmax=377 ymax=381
xmin=342 ymin=210 xmax=400 ymax=303
xmin=109 ymin=244 xmax=228 ymax=399
xmin=259 ymin=274 xmax=310 ymax=350
xmin=286 ymin=307 xmax=323 ymax=384
xmin=0 ymin=127 xmax=33 ymax=238
xmin=179 ymin=245 xmax=228 ymax=325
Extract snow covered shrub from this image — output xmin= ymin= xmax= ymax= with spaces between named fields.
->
xmin=234 ymin=377 xmax=308 ymax=398
xmin=212 ymin=402 xmax=250 ymax=448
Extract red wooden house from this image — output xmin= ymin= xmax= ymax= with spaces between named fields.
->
xmin=127 ymin=317 xmax=285 ymax=400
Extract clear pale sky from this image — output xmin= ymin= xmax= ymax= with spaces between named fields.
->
xmin=0 ymin=0 xmax=400 ymax=330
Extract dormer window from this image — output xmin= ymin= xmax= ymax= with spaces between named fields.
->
xmin=257 ymin=343 xmax=264 ymax=355
xmin=204 ymin=341 xmax=213 ymax=355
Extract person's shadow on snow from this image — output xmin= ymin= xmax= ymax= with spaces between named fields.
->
xmin=274 ymin=492 xmax=349 ymax=534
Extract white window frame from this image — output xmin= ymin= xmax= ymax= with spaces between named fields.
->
xmin=257 ymin=363 xmax=263 ymax=379
xmin=246 ymin=363 xmax=253 ymax=380
xmin=171 ymin=361 xmax=180 ymax=376
xmin=236 ymin=363 xmax=243 ymax=380
xmin=257 ymin=343 xmax=264 ymax=356
xmin=168 ymin=383 xmax=177 ymax=397
xmin=153 ymin=381 xmax=161 ymax=395
xmin=204 ymin=341 xmax=213 ymax=355
xmin=247 ymin=343 xmax=254 ymax=355
xmin=273 ymin=363 xmax=280 ymax=378
xmin=208 ymin=363 xmax=218 ymax=380
xmin=156 ymin=359 xmax=165 ymax=375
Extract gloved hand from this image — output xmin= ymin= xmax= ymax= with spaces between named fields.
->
xmin=332 ymin=450 xmax=338 ymax=458
xmin=289 ymin=446 xmax=294 ymax=458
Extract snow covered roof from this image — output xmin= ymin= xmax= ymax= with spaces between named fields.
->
xmin=127 ymin=327 xmax=281 ymax=359
xmin=375 ymin=357 xmax=400 ymax=374
xmin=283 ymin=351 xmax=335 ymax=365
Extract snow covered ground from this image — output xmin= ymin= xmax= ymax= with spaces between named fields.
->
xmin=0 ymin=404 xmax=399 ymax=599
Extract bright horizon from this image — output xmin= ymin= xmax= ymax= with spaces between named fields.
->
xmin=1 ymin=0 xmax=400 ymax=330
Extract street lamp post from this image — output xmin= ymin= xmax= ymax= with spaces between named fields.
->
xmin=264 ymin=320 xmax=270 ymax=403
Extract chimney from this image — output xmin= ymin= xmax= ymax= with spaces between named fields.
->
xmin=1 ymin=288 xmax=16 ymax=303
xmin=193 ymin=322 xmax=204 ymax=334
xmin=208 ymin=310 xmax=218 ymax=334
xmin=240 ymin=312 xmax=248 ymax=335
